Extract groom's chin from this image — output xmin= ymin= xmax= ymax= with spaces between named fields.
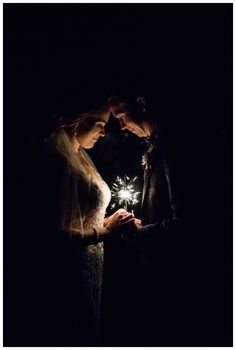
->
xmin=134 ymin=131 xmax=143 ymax=137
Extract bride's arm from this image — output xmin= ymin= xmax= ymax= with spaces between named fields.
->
xmin=61 ymin=210 xmax=135 ymax=245
xmin=103 ymin=217 xmax=109 ymax=227
xmin=61 ymin=226 xmax=112 ymax=245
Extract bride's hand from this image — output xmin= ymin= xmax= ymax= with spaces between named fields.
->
xmin=104 ymin=209 xmax=131 ymax=226
xmin=104 ymin=209 xmax=134 ymax=232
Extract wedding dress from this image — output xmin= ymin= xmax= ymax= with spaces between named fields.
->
xmin=40 ymin=144 xmax=111 ymax=346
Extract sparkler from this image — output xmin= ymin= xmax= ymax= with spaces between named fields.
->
xmin=110 ymin=175 xmax=140 ymax=211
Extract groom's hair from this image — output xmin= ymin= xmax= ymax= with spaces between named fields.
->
xmin=107 ymin=93 xmax=157 ymax=122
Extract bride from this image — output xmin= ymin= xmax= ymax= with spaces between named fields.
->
xmin=39 ymin=101 xmax=134 ymax=346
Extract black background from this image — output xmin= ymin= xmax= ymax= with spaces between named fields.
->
xmin=4 ymin=3 xmax=232 ymax=346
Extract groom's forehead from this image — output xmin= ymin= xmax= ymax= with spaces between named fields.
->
xmin=116 ymin=113 xmax=128 ymax=119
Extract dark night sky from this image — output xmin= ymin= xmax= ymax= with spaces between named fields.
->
xmin=4 ymin=2 xmax=233 ymax=190
xmin=4 ymin=2 xmax=232 ymax=217
xmin=4 ymin=3 xmax=233 ymax=346
xmin=4 ymin=3 xmax=232 ymax=124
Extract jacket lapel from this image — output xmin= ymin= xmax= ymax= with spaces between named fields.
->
xmin=141 ymin=134 xmax=158 ymax=207
xmin=141 ymin=168 xmax=152 ymax=207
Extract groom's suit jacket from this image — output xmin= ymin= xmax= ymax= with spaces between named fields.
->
xmin=138 ymin=125 xmax=189 ymax=251
xmin=134 ymin=124 xmax=200 ymax=345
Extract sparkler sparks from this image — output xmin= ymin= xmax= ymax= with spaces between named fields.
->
xmin=110 ymin=175 xmax=140 ymax=211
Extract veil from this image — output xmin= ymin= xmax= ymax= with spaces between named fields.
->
xmin=41 ymin=129 xmax=99 ymax=237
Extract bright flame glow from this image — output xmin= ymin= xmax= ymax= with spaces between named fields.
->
xmin=110 ymin=175 xmax=140 ymax=211
xmin=119 ymin=190 xmax=132 ymax=201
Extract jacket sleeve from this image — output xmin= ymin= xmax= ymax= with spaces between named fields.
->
xmin=137 ymin=138 xmax=192 ymax=242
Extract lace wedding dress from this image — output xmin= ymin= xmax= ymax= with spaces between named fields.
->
xmin=36 ymin=136 xmax=112 ymax=345
xmin=63 ymin=170 xmax=111 ymax=346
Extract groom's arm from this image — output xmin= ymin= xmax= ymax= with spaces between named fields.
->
xmin=137 ymin=141 xmax=192 ymax=242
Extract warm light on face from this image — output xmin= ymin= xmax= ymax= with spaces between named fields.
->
xmin=78 ymin=113 xmax=109 ymax=149
xmin=114 ymin=113 xmax=148 ymax=138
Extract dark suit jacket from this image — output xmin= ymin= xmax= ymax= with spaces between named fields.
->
xmin=133 ymin=123 xmax=203 ymax=345
xmin=138 ymin=124 xmax=190 ymax=249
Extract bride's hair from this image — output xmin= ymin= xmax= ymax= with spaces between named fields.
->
xmin=47 ymin=128 xmax=87 ymax=176
xmin=46 ymin=106 xmax=109 ymax=179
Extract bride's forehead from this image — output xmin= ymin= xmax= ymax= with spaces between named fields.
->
xmin=95 ymin=112 xmax=110 ymax=123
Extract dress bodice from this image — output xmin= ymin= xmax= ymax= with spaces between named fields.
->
xmin=83 ymin=174 xmax=111 ymax=231
xmin=41 ymin=138 xmax=112 ymax=345
xmin=64 ymin=168 xmax=111 ymax=345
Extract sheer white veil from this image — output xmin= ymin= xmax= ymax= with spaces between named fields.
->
xmin=42 ymin=128 xmax=99 ymax=235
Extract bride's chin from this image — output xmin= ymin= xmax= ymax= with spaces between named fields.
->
xmin=84 ymin=141 xmax=96 ymax=149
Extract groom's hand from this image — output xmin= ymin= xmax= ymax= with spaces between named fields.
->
xmin=134 ymin=218 xmax=142 ymax=226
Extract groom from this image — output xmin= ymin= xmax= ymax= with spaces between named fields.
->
xmin=108 ymin=93 xmax=206 ymax=346
xmin=108 ymin=93 xmax=188 ymax=240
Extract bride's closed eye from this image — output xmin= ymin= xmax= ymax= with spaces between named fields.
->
xmin=95 ymin=122 xmax=106 ymax=130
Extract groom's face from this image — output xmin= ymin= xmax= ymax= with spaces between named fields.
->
xmin=111 ymin=108 xmax=148 ymax=138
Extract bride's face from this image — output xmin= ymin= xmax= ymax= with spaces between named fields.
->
xmin=77 ymin=113 xmax=110 ymax=149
